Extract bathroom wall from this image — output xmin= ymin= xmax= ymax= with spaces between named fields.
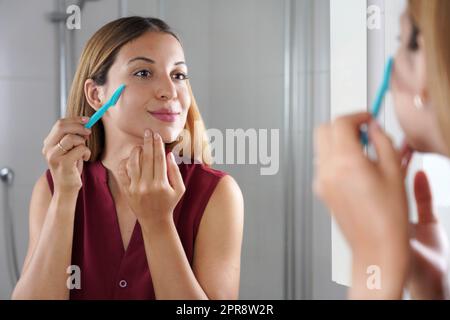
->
xmin=0 ymin=0 xmax=58 ymax=298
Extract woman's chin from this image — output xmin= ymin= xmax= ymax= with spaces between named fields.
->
xmin=159 ymin=130 xmax=180 ymax=144
xmin=407 ymin=139 xmax=439 ymax=155
xmin=134 ymin=124 xmax=182 ymax=144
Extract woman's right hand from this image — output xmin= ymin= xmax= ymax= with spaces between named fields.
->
xmin=42 ymin=116 xmax=92 ymax=193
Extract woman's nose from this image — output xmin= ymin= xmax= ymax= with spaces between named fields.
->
xmin=155 ymin=76 xmax=177 ymax=101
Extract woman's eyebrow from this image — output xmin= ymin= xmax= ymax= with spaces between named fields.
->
xmin=128 ymin=56 xmax=155 ymax=65
xmin=127 ymin=56 xmax=186 ymax=66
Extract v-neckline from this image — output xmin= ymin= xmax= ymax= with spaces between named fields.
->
xmin=99 ymin=160 xmax=139 ymax=256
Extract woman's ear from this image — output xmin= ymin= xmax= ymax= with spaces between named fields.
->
xmin=84 ymin=79 xmax=104 ymax=111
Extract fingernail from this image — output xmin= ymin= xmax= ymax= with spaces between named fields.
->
xmin=144 ymin=129 xmax=150 ymax=138
xmin=154 ymin=133 xmax=160 ymax=141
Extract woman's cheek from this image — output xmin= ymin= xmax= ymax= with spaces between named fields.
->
xmin=392 ymin=76 xmax=407 ymax=126
xmin=392 ymin=91 xmax=431 ymax=152
xmin=178 ymin=84 xmax=191 ymax=107
xmin=392 ymin=58 xmax=415 ymax=129
xmin=393 ymin=89 xmax=414 ymax=133
xmin=392 ymin=57 xmax=431 ymax=151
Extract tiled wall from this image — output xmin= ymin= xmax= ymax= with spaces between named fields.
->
xmin=0 ymin=0 xmax=58 ymax=298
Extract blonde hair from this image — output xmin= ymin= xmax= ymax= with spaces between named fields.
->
xmin=66 ymin=17 xmax=212 ymax=165
xmin=409 ymin=0 xmax=450 ymax=153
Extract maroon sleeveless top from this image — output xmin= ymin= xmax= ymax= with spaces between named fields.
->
xmin=45 ymin=160 xmax=226 ymax=300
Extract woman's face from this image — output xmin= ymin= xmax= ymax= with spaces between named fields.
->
xmin=88 ymin=31 xmax=191 ymax=144
xmin=391 ymin=12 xmax=448 ymax=155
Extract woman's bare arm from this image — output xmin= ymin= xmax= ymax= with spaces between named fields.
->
xmin=11 ymin=173 xmax=78 ymax=300
xmin=192 ymin=175 xmax=244 ymax=299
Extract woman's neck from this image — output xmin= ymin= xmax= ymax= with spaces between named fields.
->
xmin=99 ymin=124 xmax=176 ymax=177
xmin=100 ymin=126 xmax=144 ymax=175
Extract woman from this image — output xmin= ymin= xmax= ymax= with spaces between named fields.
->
xmin=314 ymin=0 xmax=450 ymax=299
xmin=12 ymin=17 xmax=244 ymax=300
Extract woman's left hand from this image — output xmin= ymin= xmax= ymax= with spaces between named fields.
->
xmin=117 ymin=129 xmax=186 ymax=227
xmin=408 ymin=171 xmax=450 ymax=300
xmin=313 ymin=112 xmax=411 ymax=299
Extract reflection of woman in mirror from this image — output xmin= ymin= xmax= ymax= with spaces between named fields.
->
xmin=12 ymin=17 xmax=244 ymax=300
xmin=315 ymin=0 xmax=450 ymax=299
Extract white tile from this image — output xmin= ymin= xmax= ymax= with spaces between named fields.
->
xmin=0 ymin=80 xmax=56 ymax=187
xmin=126 ymin=0 xmax=160 ymax=17
xmin=0 ymin=0 xmax=56 ymax=80
xmin=73 ymin=0 xmax=120 ymax=66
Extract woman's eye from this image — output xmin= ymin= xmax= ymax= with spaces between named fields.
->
xmin=172 ymin=72 xmax=189 ymax=81
xmin=408 ymin=23 xmax=420 ymax=52
xmin=134 ymin=70 xmax=152 ymax=78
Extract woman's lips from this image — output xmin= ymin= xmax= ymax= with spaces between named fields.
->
xmin=148 ymin=111 xmax=180 ymax=123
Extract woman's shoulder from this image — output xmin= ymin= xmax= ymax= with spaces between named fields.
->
xmin=178 ymin=160 xmax=228 ymax=182
xmin=179 ymin=161 xmax=242 ymax=203
xmin=178 ymin=162 xmax=243 ymax=233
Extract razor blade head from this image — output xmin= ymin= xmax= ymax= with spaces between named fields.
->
xmin=109 ymin=84 xmax=126 ymax=106
xmin=385 ymin=57 xmax=394 ymax=89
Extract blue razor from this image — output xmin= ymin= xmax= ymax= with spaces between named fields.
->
xmin=84 ymin=84 xmax=126 ymax=129
xmin=361 ymin=57 xmax=394 ymax=146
